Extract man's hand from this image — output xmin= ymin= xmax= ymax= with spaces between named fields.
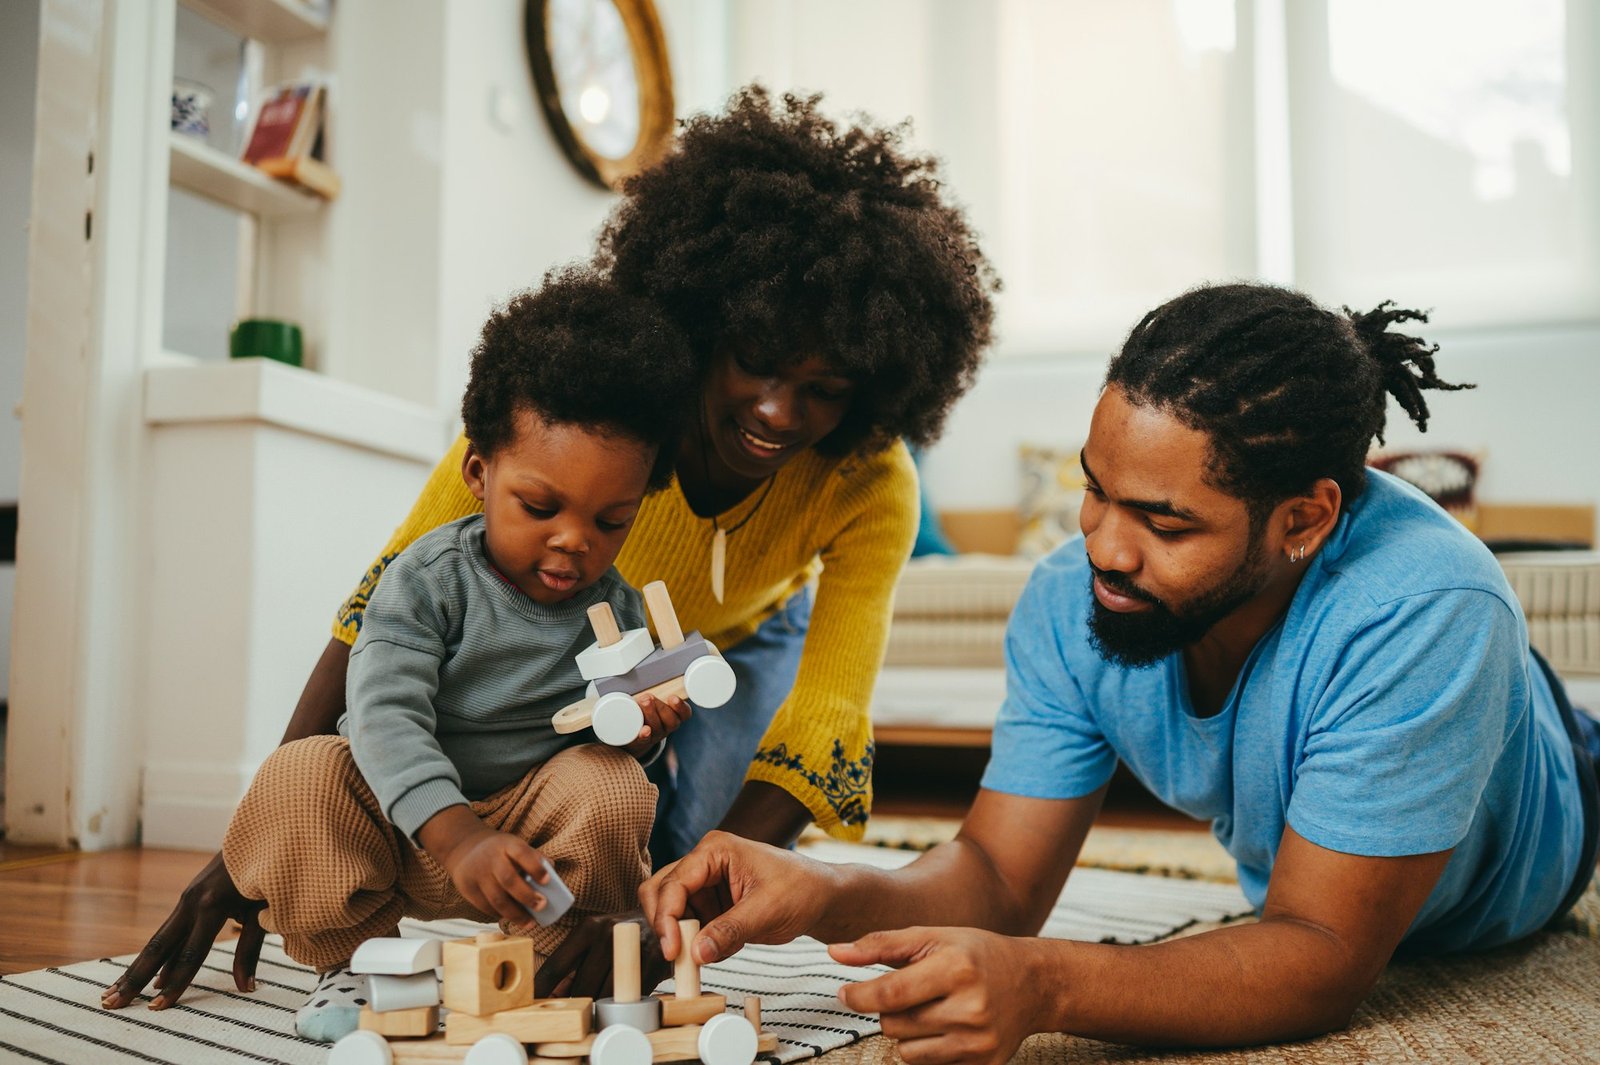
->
xmin=832 ymin=927 xmax=1052 ymax=1065
xmin=624 ymin=692 xmax=691 ymax=758
xmin=639 ymin=830 xmax=837 ymax=964
xmin=101 ymin=852 xmax=267 ymax=1011
xmin=534 ymin=910 xmax=669 ymax=999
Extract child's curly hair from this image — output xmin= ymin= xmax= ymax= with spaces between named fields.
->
xmin=462 ymin=265 xmax=696 ymax=489
xmin=597 ymin=85 xmax=1000 ymax=457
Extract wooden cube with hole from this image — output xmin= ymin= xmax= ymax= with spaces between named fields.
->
xmin=440 ymin=931 xmax=536 ymax=1016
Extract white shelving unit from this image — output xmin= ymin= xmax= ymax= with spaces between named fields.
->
xmin=181 ymin=0 xmax=327 ymax=43
xmin=168 ymin=132 xmax=321 ymax=218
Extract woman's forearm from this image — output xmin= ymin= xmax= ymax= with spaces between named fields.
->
xmin=715 ymin=780 xmax=812 ymax=848
xmin=280 ymin=637 xmax=352 ymax=743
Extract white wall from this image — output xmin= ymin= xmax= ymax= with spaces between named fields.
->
xmin=0 ymin=0 xmax=41 ymax=704
xmin=923 ymin=323 xmax=1600 ymax=514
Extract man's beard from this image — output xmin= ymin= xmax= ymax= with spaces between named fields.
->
xmin=1087 ymin=540 xmax=1269 ymax=669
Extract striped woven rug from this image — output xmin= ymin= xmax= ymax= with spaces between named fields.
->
xmin=0 ymin=845 xmax=1252 ymax=1064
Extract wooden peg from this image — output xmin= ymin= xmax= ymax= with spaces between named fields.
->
xmin=614 ymin=921 xmax=641 ymax=1003
xmin=588 ymin=603 xmax=622 ymax=647
xmin=674 ymin=919 xmax=700 ymax=999
xmin=743 ymin=995 xmax=761 ymax=1030
xmin=643 ymin=581 xmax=684 ymax=650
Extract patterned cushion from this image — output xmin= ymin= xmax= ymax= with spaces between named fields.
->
xmin=1017 ymin=444 xmax=1087 ymax=559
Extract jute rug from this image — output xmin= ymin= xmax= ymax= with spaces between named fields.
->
xmin=806 ymin=823 xmax=1600 ymax=1065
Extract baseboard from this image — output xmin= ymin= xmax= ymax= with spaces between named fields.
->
xmin=139 ymin=761 xmax=250 ymax=851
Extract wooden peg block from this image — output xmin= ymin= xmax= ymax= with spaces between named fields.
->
xmin=657 ymin=991 xmax=725 ymax=1026
xmin=444 ymin=997 xmax=593 ymax=1045
xmin=643 ymin=581 xmax=684 ymax=649
xmin=614 ymin=921 xmax=641 ymax=1002
xmin=588 ymin=602 xmax=622 ymax=647
xmin=441 ymin=931 xmax=535 ymax=1017
xmin=743 ymin=995 xmax=761 ymax=1030
xmin=360 ymin=1004 xmax=439 ymax=1038
xmin=673 ymin=919 xmax=701 ymax=999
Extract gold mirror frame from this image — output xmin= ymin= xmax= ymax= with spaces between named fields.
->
xmin=524 ymin=0 xmax=676 ymax=190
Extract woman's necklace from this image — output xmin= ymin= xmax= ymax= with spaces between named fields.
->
xmin=699 ymin=430 xmax=777 ymax=604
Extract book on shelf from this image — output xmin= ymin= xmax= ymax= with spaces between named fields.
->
xmin=241 ymin=80 xmax=339 ymax=201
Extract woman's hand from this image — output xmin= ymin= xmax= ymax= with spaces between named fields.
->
xmin=534 ymin=910 xmax=669 ymax=999
xmin=832 ymin=927 xmax=1055 ymax=1065
xmin=101 ymin=852 xmax=267 ymax=1010
xmin=623 ymin=692 xmax=692 ymax=758
xmin=638 ymin=830 xmax=837 ymax=964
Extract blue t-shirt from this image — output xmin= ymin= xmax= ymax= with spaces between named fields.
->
xmin=982 ymin=470 xmax=1585 ymax=953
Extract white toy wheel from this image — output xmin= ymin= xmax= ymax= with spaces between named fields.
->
xmin=683 ymin=655 xmax=737 ymax=708
xmin=698 ymin=1013 xmax=759 ymax=1065
xmin=591 ymin=692 xmax=644 ymax=746
xmin=329 ymin=1029 xmax=393 ymax=1065
xmin=465 ymin=1032 xmax=528 ymax=1065
xmin=590 ymin=1024 xmax=653 ymax=1065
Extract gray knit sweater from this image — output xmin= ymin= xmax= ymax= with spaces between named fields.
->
xmin=340 ymin=514 xmax=646 ymax=838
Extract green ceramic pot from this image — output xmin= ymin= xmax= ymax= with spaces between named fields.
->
xmin=229 ymin=319 xmax=303 ymax=367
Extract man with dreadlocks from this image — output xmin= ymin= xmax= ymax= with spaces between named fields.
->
xmin=640 ymin=283 xmax=1600 ymax=1056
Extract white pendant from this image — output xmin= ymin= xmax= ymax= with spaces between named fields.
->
xmin=710 ymin=527 xmax=726 ymax=603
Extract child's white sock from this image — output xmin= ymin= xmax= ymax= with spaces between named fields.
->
xmin=295 ymin=967 xmax=368 ymax=1042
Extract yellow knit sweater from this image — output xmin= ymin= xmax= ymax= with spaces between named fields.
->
xmin=334 ymin=433 xmax=919 ymax=838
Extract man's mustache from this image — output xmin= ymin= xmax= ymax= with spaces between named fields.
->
xmin=1089 ymin=564 xmax=1162 ymax=606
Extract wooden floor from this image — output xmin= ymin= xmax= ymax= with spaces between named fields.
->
xmin=0 ymin=842 xmax=220 ymax=976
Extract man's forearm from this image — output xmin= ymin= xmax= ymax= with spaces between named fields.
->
xmin=811 ymin=836 xmax=1043 ymax=943
xmin=1038 ymin=918 xmax=1372 ymax=1047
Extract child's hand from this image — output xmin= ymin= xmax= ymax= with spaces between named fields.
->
xmin=423 ymin=811 xmax=554 ymax=926
xmin=624 ymin=692 xmax=692 ymax=757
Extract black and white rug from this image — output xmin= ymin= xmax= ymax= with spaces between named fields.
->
xmin=0 ymin=845 xmax=1251 ymax=1064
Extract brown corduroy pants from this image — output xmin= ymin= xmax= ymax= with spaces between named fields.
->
xmin=222 ymin=735 xmax=655 ymax=971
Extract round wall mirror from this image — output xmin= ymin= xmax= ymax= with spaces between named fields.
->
xmin=525 ymin=0 xmax=675 ymax=189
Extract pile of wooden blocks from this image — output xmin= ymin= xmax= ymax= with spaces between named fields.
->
xmin=330 ymin=922 xmax=775 ymax=1065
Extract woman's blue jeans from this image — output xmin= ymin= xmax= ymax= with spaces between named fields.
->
xmin=646 ymin=588 xmax=812 ymax=867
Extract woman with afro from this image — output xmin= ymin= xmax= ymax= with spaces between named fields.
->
xmin=118 ymin=86 xmax=999 ymax=1007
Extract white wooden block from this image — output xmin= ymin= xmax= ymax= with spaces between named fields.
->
xmin=576 ymin=628 xmax=653 ymax=681
xmin=683 ymin=655 xmax=737 ymax=708
xmin=590 ymin=692 xmax=644 ymax=746
xmin=589 ymin=1025 xmax=652 ymax=1065
xmin=370 ymin=971 xmax=442 ymax=1012
xmin=698 ymin=1014 xmax=758 ymax=1065
xmin=464 ymin=1033 xmax=528 ymax=1065
xmin=352 ymin=937 xmax=444 ymax=976
xmin=330 ymin=1029 xmax=395 ymax=1065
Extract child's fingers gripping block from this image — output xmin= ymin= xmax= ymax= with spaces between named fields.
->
xmin=521 ymin=858 xmax=575 ymax=927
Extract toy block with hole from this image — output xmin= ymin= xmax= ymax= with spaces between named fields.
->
xmin=361 ymin=1004 xmax=439 ymax=1038
xmin=370 ymin=971 xmax=442 ymax=1013
xmin=444 ymin=998 xmax=593 ymax=1045
xmin=441 ymin=932 xmax=536 ymax=1016
xmin=352 ymin=937 xmax=443 ymax=976
xmin=575 ymin=603 xmax=653 ymax=681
